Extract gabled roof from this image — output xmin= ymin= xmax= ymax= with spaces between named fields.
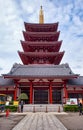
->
xmin=3 ymin=63 xmax=79 ymax=79
xmin=0 ymin=76 xmax=14 ymax=86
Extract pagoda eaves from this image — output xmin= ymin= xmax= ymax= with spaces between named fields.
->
xmin=21 ymin=40 xmax=62 ymax=52
xmin=23 ymin=31 xmax=60 ymax=41
xmin=18 ymin=51 xmax=64 ymax=56
xmin=20 ymin=40 xmax=62 ymax=45
xmin=24 ymin=22 xmax=59 ymax=32
xmin=18 ymin=51 xmax=64 ymax=65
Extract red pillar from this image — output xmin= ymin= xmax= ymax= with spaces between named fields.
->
xmin=14 ymin=83 xmax=18 ymax=101
xmin=14 ymin=87 xmax=17 ymax=101
xmin=49 ymin=81 xmax=52 ymax=104
xmin=64 ymin=81 xmax=68 ymax=103
xmin=30 ymin=81 xmax=33 ymax=104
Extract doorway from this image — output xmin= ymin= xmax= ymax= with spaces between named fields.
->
xmin=52 ymin=89 xmax=62 ymax=104
xmin=34 ymin=89 xmax=48 ymax=104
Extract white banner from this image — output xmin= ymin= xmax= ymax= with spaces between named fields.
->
xmin=66 ymin=98 xmax=77 ymax=105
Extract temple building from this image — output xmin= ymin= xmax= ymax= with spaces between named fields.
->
xmin=0 ymin=6 xmax=83 ymax=104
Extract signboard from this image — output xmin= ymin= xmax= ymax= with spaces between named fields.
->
xmin=5 ymin=101 xmax=9 ymax=106
xmin=7 ymin=96 xmax=12 ymax=101
xmin=13 ymin=101 xmax=19 ymax=106
xmin=66 ymin=98 xmax=77 ymax=105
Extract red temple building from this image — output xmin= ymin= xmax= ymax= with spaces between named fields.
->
xmin=0 ymin=6 xmax=83 ymax=104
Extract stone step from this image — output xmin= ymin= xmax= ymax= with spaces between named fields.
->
xmin=23 ymin=104 xmax=63 ymax=112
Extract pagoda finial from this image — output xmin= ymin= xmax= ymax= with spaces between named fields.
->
xmin=39 ymin=6 xmax=44 ymax=24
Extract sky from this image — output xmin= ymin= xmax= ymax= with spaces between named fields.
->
xmin=0 ymin=0 xmax=83 ymax=76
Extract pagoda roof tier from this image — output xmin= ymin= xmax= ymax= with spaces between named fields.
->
xmin=3 ymin=63 xmax=79 ymax=80
xmin=18 ymin=51 xmax=64 ymax=57
xmin=23 ymin=31 xmax=60 ymax=41
xmin=21 ymin=40 xmax=62 ymax=52
xmin=24 ymin=22 xmax=59 ymax=32
xmin=18 ymin=51 xmax=64 ymax=65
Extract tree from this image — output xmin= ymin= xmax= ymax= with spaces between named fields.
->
xmin=18 ymin=93 xmax=28 ymax=100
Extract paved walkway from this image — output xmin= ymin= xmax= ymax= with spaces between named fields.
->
xmin=12 ymin=113 xmax=67 ymax=130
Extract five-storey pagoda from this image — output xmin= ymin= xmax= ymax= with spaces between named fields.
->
xmin=2 ymin=6 xmax=80 ymax=104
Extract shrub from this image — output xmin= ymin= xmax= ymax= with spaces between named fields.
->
xmin=63 ymin=105 xmax=79 ymax=112
xmin=9 ymin=101 xmax=13 ymax=105
xmin=5 ymin=105 xmax=18 ymax=112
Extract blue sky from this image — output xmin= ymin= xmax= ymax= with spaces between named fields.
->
xmin=0 ymin=0 xmax=83 ymax=75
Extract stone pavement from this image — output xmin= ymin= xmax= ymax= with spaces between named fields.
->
xmin=12 ymin=112 xmax=67 ymax=130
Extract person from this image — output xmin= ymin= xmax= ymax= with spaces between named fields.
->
xmin=78 ymin=101 xmax=83 ymax=115
xmin=20 ymin=100 xmax=24 ymax=112
xmin=18 ymin=101 xmax=21 ymax=113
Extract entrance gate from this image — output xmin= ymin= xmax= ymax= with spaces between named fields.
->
xmin=34 ymin=89 xmax=48 ymax=104
xmin=52 ymin=89 xmax=62 ymax=104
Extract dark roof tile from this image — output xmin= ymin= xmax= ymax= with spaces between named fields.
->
xmin=3 ymin=63 xmax=78 ymax=78
xmin=0 ymin=76 xmax=14 ymax=86
xmin=67 ymin=76 xmax=83 ymax=86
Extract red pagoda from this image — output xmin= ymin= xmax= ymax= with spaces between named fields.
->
xmin=1 ymin=6 xmax=83 ymax=104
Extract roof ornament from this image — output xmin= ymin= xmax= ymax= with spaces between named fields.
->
xmin=39 ymin=6 xmax=44 ymax=24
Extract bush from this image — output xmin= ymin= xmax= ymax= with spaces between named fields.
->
xmin=5 ymin=105 xmax=18 ymax=112
xmin=63 ymin=105 xmax=79 ymax=112
xmin=9 ymin=101 xmax=13 ymax=105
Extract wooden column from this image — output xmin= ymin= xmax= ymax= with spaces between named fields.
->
xmin=6 ymin=88 xmax=8 ymax=95
xmin=64 ymin=81 xmax=68 ymax=103
xmin=49 ymin=81 xmax=52 ymax=104
xmin=14 ymin=86 xmax=17 ymax=101
xmin=30 ymin=81 xmax=33 ymax=104
xmin=14 ymin=81 xmax=18 ymax=101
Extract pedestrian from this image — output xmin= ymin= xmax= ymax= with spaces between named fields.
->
xmin=78 ymin=101 xmax=83 ymax=115
xmin=20 ymin=100 xmax=24 ymax=112
xmin=18 ymin=101 xmax=21 ymax=112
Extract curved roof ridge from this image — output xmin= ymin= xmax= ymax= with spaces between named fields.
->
xmin=9 ymin=63 xmax=22 ymax=74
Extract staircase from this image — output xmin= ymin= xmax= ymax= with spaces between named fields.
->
xmin=23 ymin=104 xmax=63 ymax=112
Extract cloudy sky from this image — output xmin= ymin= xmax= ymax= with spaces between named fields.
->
xmin=0 ymin=0 xmax=83 ymax=76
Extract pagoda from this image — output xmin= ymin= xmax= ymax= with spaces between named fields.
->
xmin=18 ymin=6 xmax=64 ymax=66
xmin=2 ymin=6 xmax=80 ymax=104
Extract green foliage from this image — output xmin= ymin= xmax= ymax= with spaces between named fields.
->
xmin=18 ymin=93 xmax=28 ymax=100
xmin=9 ymin=101 xmax=13 ymax=105
xmin=63 ymin=105 xmax=79 ymax=112
xmin=5 ymin=105 xmax=18 ymax=112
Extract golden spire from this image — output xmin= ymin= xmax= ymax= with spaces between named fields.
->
xmin=39 ymin=6 xmax=44 ymax=24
